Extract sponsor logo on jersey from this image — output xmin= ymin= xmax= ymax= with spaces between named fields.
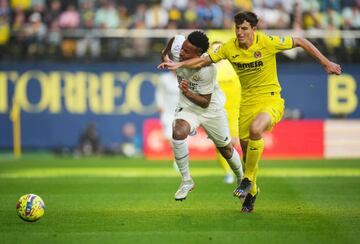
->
xmin=233 ymin=60 xmax=264 ymax=70
xmin=254 ymin=51 xmax=262 ymax=59
xmin=232 ymin=54 xmax=239 ymax=59
xmin=213 ymin=45 xmax=220 ymax=53
xmin=192 ymin=74 xmax=200 ymax=81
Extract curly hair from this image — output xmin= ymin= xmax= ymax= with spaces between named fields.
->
xmin=187 ymin=30 xmax=209 ymax=54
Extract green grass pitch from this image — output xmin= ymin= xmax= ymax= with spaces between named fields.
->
xmin=0 ymin=155 xmax=359 ymax=244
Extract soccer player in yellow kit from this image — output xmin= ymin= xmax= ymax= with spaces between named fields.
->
xmin=158 ymin=11 xmax=342 ymax=212
xmin=211 ymin=41 xmax=241 ymax=184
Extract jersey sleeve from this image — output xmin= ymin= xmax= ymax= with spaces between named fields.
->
xmin=197 ymin=65 xmax=216 ymax=94
xmin=171 ymin=35 xmax=185 ymax=62
xmin=265 ymin=34 xmax=294 ymax=53
xmin=209 ymin=43 xmax=227 ymax=63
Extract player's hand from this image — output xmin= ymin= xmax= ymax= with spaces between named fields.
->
xmin=157 ymin=62 xmax=170 ymax=70
xmin=179 ymin=79 xmax=189 ymax=94
xmin=162 ymin=54 xmax=171 ymax=63
xmin=157 ymin=62 xmax=182 ymax=70
xmin=324 ymin=61 xmax=342 ymax=75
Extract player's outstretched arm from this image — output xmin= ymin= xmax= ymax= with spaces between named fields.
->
xmin=157 ymin=55 xmax=212 ymax=71
xmin=293 ymin=37 xmax=342 ymax=75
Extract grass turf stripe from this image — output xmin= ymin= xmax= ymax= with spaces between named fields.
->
xmin=1 ymin=167 xmax=359 ymax=178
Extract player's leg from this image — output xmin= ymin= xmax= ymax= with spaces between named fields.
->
xmin=172 ymin=119 xmax=194 ymax=201
xmin=240 ymin=138 xmax=260 ymax=212
xmin=217 ymin=106 xmax=240 ymax=184
xmin=235 ymin=97 xmax=284 ymax=206
xmin=234 ymin=112 xmax=269 ymax=199
xmin=172 ymin=109 xmax=201 ymax=201
xmin=201 ymin=110 xmax=243 ymax=184
xmin=217 ymin=143 xmax=243 ymax=184
xmin=216 ymin=149 xmax=234 ymax=183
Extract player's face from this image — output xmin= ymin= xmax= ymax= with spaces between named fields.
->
xmin=235 ymin=20 xmax=256 ymax=46
xmin=180 ymin=40 xmax=200 ymax=61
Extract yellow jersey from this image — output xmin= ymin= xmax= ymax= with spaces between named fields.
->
xmin=209 ymin=31 xmax=294 ymax=105
xmin=215 ymin=59 xmax=241 ymax=110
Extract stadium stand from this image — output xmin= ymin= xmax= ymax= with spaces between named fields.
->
xmin=0 ymin=0 xmax=359 ymax=62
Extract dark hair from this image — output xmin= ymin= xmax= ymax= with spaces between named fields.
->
xmin=187 ymin=30 xmax=209 ymax=54
xmin=234 ymin=11 xmax=258 ymax=27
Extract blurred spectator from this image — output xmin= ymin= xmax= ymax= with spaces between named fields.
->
xmin=208 ymin=0 xmax=224 ymax=28
xmin=76 ymin=0 xmax=100 ymax=58
xmin=76 ymin=122 xmax=102 ymax=156
xmin=222 ymin=1 xmax=235 ymax=28
xmin=282 ymin=1 xmax=306 ymax=60
xmin=119 ymin=122 xmax=142 ymax=157
xmin=302 ymin=0 xmax=321 ymax=13
xmin=44 ymin=0 xmax=61 ymax=27
xmin=167 ymin=4 xmax=182 ymax=28
xmin=11 ymin=6 xmax=25 ymax=33
xmin=342 ymin=2 xmax=360 ymax=62
xmin=161 ymin=0 xmax=188 ymax=11
xmin=254 ymin=0 xmax=290 ymax=29
xmin=144 ymin=3 xmax=168 ymax=29
xmin=43 ymin=0 xmax=62 ymax=57
xmin=10 ymin=0 xmax=30 ymax=11
xmin=320 ymin=6 xmax=343 ymax=29
xmin=233 ymin=0 xmax=253 ymax=11
xmin=94 ymin=0 xmax=119 ymax=59
xmin=0 ymin=0 xmax=10 ymax=48
xmin=3 ymin=0 xmax=360 ymax=62
xmin=342 ymin=3 xmax=360 ymax=29
xmin=131 ymin=3 xmax=146 ymax=27
xmin=59 ymin=4 xmax=80 ymax=29
xmin=320 ymin=0 xmax=341 ymax=12
xmin=183 ymin=1 xmax=197 ymax=29
xmin=94 ymin=0 xmax=119 ymax=29
xmin=131 ymin=20 xmax=150 ymax=57
xmin=58 ymin=4 xmax=79 ymax=57
xmin=322 ymin=15 xmax=342 ymax=61
xmin=24 ymin=12 xmax=47 ymax=56
xmin=196 ymin=1 xmax=213 ymax=28
xmin=117 ymin=4 xmax=132 ymax=28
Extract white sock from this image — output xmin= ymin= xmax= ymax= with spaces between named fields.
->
xmin=226 ymin=149 xmax=243 ymax=180
xmin=172 ymin=139 xmax=191 ymax=181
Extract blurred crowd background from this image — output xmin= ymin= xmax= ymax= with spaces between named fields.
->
xmin=0 ymin=0 xmax=359 ymax=62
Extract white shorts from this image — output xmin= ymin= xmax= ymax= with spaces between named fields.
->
xmin=174 ymin=107 xmax=231 ymax=148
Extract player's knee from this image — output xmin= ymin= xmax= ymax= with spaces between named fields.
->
xmin=172 ymin=129 xmax=188 ymax=140
xmin=218 ymin=144 xmax=233 ymax=159
xmin=249 ymin=123 xmax=263 ymax=139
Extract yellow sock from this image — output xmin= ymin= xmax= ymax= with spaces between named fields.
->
xmin=249 ymin=166 xmax=259 ymax=195
xmin=216 ymin=149 xmax=231 ymax=174
xmin=244 ymin=138 xmax=264 ymax=182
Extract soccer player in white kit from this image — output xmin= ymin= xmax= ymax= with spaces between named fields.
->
xmin=159 ymin=31 xmax=243 ymax=201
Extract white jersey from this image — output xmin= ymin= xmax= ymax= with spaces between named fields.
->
xmin=171 ymin=35 xmax=225 ymax=113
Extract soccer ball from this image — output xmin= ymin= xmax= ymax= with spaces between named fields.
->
xmin=16 ymin=194 xmax=45 ymax=222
